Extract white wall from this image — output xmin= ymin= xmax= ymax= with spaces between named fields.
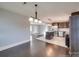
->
xmin=31 ymin=24 xmax=47 ymax=35
xmin=0 ymin=8 xmax=30 ymax=50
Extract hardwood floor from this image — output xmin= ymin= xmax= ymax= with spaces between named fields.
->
xmin=0 ymin=39 xmax=70 ymax=57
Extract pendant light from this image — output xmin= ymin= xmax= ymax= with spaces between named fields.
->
xmin=29 ymin=4 xmax=42 ymax=24
xmin=29 ymin=16 xmax=33 ymax=22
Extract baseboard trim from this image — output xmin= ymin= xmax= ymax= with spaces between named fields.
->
xmin=0 ymin=40 xmax=30 ymax=51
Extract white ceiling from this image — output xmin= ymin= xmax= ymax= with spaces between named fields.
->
xmin=0 ymin=2 xmax=79 ymax=23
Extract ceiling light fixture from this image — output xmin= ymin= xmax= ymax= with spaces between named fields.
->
xmin=29 ymin=4 xmax=42 ymax=24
